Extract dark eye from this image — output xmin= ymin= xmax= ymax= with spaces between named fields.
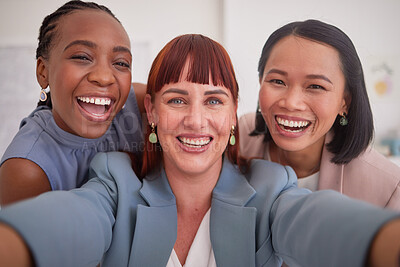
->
xmin=114 ymin=61 xmax=131 ymax=69
xmin=269 ymin=79 xmax=285 ymax=86
xmin=309 ymin=84 xmax=326 ymax=90
xmin=70 ymin=55 xmax=91 ymax=61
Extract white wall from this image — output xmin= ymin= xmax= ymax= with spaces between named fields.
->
xmin=0 ymin=0 xmax=399 ymax=156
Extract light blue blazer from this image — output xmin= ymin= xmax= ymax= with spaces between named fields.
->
xmin=0 ymin=152 xmax=397 ymax=267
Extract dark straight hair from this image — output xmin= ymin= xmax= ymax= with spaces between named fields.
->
xmin=252 ymin=19 xmax=373 ymax=164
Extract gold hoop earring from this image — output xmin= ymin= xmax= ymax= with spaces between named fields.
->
xmin=229 ymin=125 xmax=236 ymax=146
xmin=149 ymin=123 xmax=158 ymax=143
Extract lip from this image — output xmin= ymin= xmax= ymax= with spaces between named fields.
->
xmin=175 ymin=134 xmax=213 ymax=153
xmin=75 ymin=94 xmax=116 ymax=122
xmin=274 ymin=115 xmax=312 ymax=138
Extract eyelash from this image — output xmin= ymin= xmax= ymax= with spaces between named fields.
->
xmin=268 ymin=79 xmax=326 ymax=91
xmin=308 ymin=84 xmax=326 ymax=90
xmin=70 ymin=55 xmax=130 ymax=70
xmin=268 ymin=79 xmax=285 ymax=86
xmin=166 ymin=98 xmax=223 ymax=106
xmin=70 ymin=54 xmax=91 ymax=61
xmin=167 ymin=98 xmax=185 ymax=105
xmin=207 ymin=98 xmax=223 ymax=105
xmin=114 ymin=61 xmax=131 ymax=69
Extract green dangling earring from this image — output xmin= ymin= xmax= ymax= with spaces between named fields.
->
xmin=339 ymin=112 xmax=348 ymax=126
xmin=149 ymin=122 xmax=158 ymax=144
xmin=229 ymin=125 xmax=236 ymax=146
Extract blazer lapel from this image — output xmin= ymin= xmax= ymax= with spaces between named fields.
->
xmin=129 ymin=169 xmax=177 ymax=267
xmin=210 ymin=159 xmax=257 ymax=267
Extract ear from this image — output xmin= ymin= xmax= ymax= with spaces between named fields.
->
xmin=144 ymin=94 xmax=158 ymax=124
xmin=36 ymin=57 xmax=49 ymax=89
xmin=340 ymin=91 xmax=352 ymax=114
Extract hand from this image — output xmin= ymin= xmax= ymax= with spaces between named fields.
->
xmin=368 ymin=218 xmax=400 ymax=267
xmin=0 ymin=223 xmax=33 ymax=267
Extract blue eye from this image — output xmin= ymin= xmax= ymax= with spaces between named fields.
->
xmin=168 ymin=98 xmax=185 ymax=104
xmin=208 ymin=99 xmax=222 ymax=105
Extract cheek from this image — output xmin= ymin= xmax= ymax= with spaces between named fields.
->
xmin=258 ymin=86 xmax=274 ymax=111
xmin=258 ymin=87 xmax=275 ymax=122
xmin=210 ymin=112 xmax=235 ymax=136
xmin=157 ymin=110 xmax=181 ymax=134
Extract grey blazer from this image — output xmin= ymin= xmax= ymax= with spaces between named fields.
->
xmin=0 ymin=152 xmax=397 ymax=267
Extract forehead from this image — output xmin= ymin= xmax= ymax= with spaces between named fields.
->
xmin=54 ymin=9 xmax=130 ymax=49
xmin=160 ymin=80 xmax=233 ymax=96
xmin=266 ymin=36 xmax=342 ymax=73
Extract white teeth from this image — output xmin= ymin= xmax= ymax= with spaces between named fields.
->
xmin=178 ymin=137 xmax=211 ymax=147
xmin=276 ymin=117 xmax=310 ymax=128
xmin=77 ymin=96 xmax=111 ymax=106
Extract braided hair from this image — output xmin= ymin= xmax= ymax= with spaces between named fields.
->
xmin=36 ymin=1 xmax=120 ymax=108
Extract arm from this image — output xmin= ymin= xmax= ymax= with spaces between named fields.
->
xmin=0 ymin=223 xmax=33 ymax=267
xmin=0 ymin=158 xmax=51 ymax=206
xmin=367 ymin=218 xmax=400 ymax=267
xmin=0 ymin=152 xmax=126 ymax=266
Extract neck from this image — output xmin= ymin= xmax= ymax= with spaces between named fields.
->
xmin=270 ymin=137 xmax=325 ymax=178
xmin=164 ymin=159 xmax=221 ymax=210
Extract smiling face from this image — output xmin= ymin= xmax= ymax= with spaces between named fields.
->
xmin=259 ymin=35 xmax=349 ymax=153
xmin=145 ymin=68 xmax=237 ymax=177
xmin=36 ymin=9 xmax=132 ymax=138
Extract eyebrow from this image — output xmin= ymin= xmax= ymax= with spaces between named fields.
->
xmin=161 ymin=88 xmax=229 ymax=97
xmin=266 ymin=68 xmax=332 ymax=84
xmin=64 ymin=40 xmax=96 ymax=51
xmin=162 ymin=88 xmax=189 ymax=96
xmin=113 ymin=46 xmax=132 ymax=56
xmin=204 ymin=89 xmax=229 ymax=97
xmin=64 ymin=40 xmax=132 ymax=56
xmin=305 ymin=74 xmax=332 ymax=84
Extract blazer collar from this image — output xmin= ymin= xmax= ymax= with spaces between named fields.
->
xmin=139 ymin=158 xmax=256 ymax=208
xmin=211 ymin=158 xmax=257 ymax=267
xmin=129 ymin=168 xmax=177 ymax=267
xmin=139 ymin=166 xmax=176 ymax=207
xmin=212 ymin=157 xmax=256 ymax=206
xmin=132 ymin=159 xmax=257 ymax=267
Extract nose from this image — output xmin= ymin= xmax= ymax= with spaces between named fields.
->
xmin=278 ymin=87 xmax=306 ymax=111
xmin=182 ymin=102 xmax=206 ymax=130
xmin=87 ymin=59 xmax=116 ymax=87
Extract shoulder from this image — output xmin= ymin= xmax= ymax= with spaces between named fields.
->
xmin=90 ymin=151 xmax=133 ymax=175
xmin=247 ymin=159 xmax=297 ymax=192
xmin=348 ymin=147 xmax=400 ymax=181
xmin=238 ymin=113 xmax=266 ymax=158
xmin=343 ymin=147 xmax=400 ymax=210
xmin=89 ymin=152 xmax=140 ymax=185
xmin=1 ymin=112 xmax=48 ymax=165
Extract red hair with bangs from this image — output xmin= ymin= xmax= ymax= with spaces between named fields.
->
xmin=140 ymin=34 xmax=246 ymax=178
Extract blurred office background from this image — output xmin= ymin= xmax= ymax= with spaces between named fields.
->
xmin=0 ymin=0 xmax=399 ymax=163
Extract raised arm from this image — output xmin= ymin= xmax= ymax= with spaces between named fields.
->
xmin=0 ymin=158 xmax=51 ymax=206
